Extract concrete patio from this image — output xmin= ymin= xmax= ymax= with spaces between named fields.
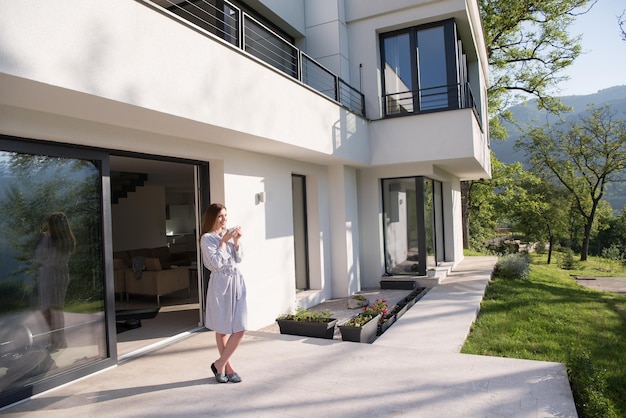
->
xmin=2 ymin=256 xmax=578 ymax=417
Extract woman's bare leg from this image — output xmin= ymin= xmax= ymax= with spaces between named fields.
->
xmin=213 ymin=330 xmax=245 ymax=374
xmin=214 ymin=333 xmax=233 ymax=373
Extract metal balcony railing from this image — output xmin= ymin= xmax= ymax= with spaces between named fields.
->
xmin=383 ymin=82 xmax=480 ymax=125
xmin=144 ymin=0 xmax=365 ymax=117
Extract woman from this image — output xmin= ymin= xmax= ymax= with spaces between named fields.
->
xmin=200 ymin=203 xmax=246 ymax=383
xmin=36 ymin=212 xmax=76 ymax=350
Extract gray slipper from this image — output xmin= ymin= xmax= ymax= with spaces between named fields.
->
xmin=226 ymin=372 xmax=242 ymax=383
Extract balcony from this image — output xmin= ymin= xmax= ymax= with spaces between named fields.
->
xmin=383 ymin=82 xmax=481 ymax=128
xmin=143 ymin=0 xmax=365 ymax=117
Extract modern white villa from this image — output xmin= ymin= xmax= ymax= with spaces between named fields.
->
xmin=0 ymin=0 xmax=490 ymax=407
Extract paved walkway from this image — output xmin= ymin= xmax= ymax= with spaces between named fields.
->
xmin=2 ymin=257 xmax=578 ymax=417
xmin=574 ymin=276 xmax=626 ymax=294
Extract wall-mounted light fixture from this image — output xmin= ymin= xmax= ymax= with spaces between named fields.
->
xmin=255 ymin=192 xmax=265 ymax=205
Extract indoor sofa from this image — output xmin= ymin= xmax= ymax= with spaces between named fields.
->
xmin=113 ymin=246 xmax=192 ymax=305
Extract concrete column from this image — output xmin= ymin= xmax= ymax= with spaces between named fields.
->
xmin=443 ymin=178 xmax=464 ymax=265
xmin=304 ymin=0 xmax=350 ymax=81
xmin=327 ymin=164 xmax=360 ymax=297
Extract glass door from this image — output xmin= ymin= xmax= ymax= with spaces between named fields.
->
xmin=382 ymin=177 xmax=421 ymax=275
xmin=415 ymin=25 xmax=448 ymax=110
xmin=382 ymin=176 xmax=444 ymax=276
xmin=382 ymin=32 xmax=413 ymax=114
xmin=0 ymin=139 xmax=111 ymax=407
xmin=433 ymin=180 xmax=445 ymax=263
xmin=292 ymin=174 xmax=309 ymax=290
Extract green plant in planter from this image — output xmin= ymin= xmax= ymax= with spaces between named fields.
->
xmin=342 ymin=298 xmax=389 ymax=328
xmin=361 ymin=298 xmax=388 ymax=318
xmin=340 ymin=311 xmax=382 ymax=343
xmin=277 ymin=307 xmax=332 ymax=323
xmin=276 ymin=307 xmax=337 ymax=339
xmin=343 ymin=313 xmax=376 ymax=327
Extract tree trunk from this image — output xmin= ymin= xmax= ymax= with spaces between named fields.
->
xmin=546 ymin=223 xmax=553 ymax=264
xmin=547 ymin=234 xmax=554 ymax=264
xmin=580 ymin=199 xmax=600 ymax=262
xmin=580 ymin=220 xmax=592 ymax=261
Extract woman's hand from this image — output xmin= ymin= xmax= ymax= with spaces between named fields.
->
xmin=222 ymin=226 xmax=242 ymax=242
xmin=230 ymin=226 xmax=242 ymax=248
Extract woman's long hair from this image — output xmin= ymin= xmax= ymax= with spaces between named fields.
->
xmin=199 ymin=203 xmax=226 ymax=238
xmin=46 ymin=212 xmax=76 ymax=254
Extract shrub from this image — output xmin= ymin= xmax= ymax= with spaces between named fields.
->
xmin=506 ymin=241 xmax=520 ymax=254
xmin=567 ymin=351 xmax=618 ymax=418
xmin=534 ymin=242 xmax=547 ymax=254
xmin=485 ymin=238 xmax=510 ymax=256
xmin=493 ymin=254 xmax=530 ymax=279
xmin=601 ymin=244 xmax=623 ymax=261
xmin=602 ymin=244 xmax=624 ymax=272
xmin=559 ymin=248 xmax=578 ymax=270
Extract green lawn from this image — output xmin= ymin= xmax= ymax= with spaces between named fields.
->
xmin=462 ymin=253 xmax=626 ymax=417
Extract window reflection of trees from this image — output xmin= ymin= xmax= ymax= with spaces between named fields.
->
xmin=0 ymin=150 xmax=106 ymax=399
xmin=0 ymin=153 xmax=103 ymax=314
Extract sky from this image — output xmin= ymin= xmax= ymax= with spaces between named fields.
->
xmin=557 ymin=0 xmax=626 ymax=96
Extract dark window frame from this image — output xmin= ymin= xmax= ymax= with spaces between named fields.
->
xmin=380 ymin=19 xmax=465 ymax=118
xmin=381 ymin=176 xmax=444 ymax=277
xmin=0 ymin=135 xmax=116 ymax=409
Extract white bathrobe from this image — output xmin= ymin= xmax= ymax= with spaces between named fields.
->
xmin=200 ymin=232 xmax=247 ymax=334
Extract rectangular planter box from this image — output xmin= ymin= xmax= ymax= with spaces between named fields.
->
xmin=339 ymin=314 xmax=380 ymax=343
xmin=377 ymin=315 xmax=395 ymax=336
xmin=395 ymin=303 xmax=409 ymax=320
xmin=379 ymin=280 xmax=417 ymax=290
xmin=276 ymin=318 xmax=337 ymax=339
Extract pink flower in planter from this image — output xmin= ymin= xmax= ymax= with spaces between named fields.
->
xmin=362 ymin=298 xmax=389 ymax=316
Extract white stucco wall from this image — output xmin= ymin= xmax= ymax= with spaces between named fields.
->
xmin=327 ymin=165 xmax=361 ymax=297
xmin=0 ymin=0 xmax=370 ymax=167
xmin=220 ymin=151 xmax=337 ymax=329
xmin=0 ymin=0 xmax=490 ymax=330
xmin=444 ymin=178 xmax=465 ymax=265
xmin=0 ymin=102 xmax=336 ymax=331
xmin=254 ymin=0 xmax=306 ymax=36
xmin=303 ymin=0 xmax=350 ymax=81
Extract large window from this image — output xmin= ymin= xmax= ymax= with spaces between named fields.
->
xmin=0 ymin=141 xmax=109 ymax=407
xmin=381 ymin=19 xmax=469 ymax=117
xmin=382 ymin=177 xmax=444 ymax=276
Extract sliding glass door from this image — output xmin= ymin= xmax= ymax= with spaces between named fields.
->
xmin=0 ymin=137 xmax=112 ymax=408
xmin=382 ymin=177 xmax=444 ymax=276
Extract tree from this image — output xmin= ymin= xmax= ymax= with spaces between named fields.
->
xmin=619 ymin=10 xmax=626 ymax=41
xmin=480 ymin=0 xmax=596 ymax=139
xmin=462 ymin=156 xmax=541 ymax=252
xmin=462 ymin=155 xmax=515 ymax=251
xmin=507 ymin=175 xmax=570 ymax=264
xmin=592 ymin=206 xmax=626 ymax=256
xmin=462 ymin=0 xmax=596 ymax=250
xmin=516 ymin=105 xmax=626 ymax=260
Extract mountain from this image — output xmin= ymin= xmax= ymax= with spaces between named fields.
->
xmin=491 ymin=85 xmax=626 ymax=165
xmin=490 ymin=85 xmax=626 ymax=212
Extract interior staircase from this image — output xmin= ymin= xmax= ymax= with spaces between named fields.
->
xmin=111 ymin=171 xmax=148 ymax=204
